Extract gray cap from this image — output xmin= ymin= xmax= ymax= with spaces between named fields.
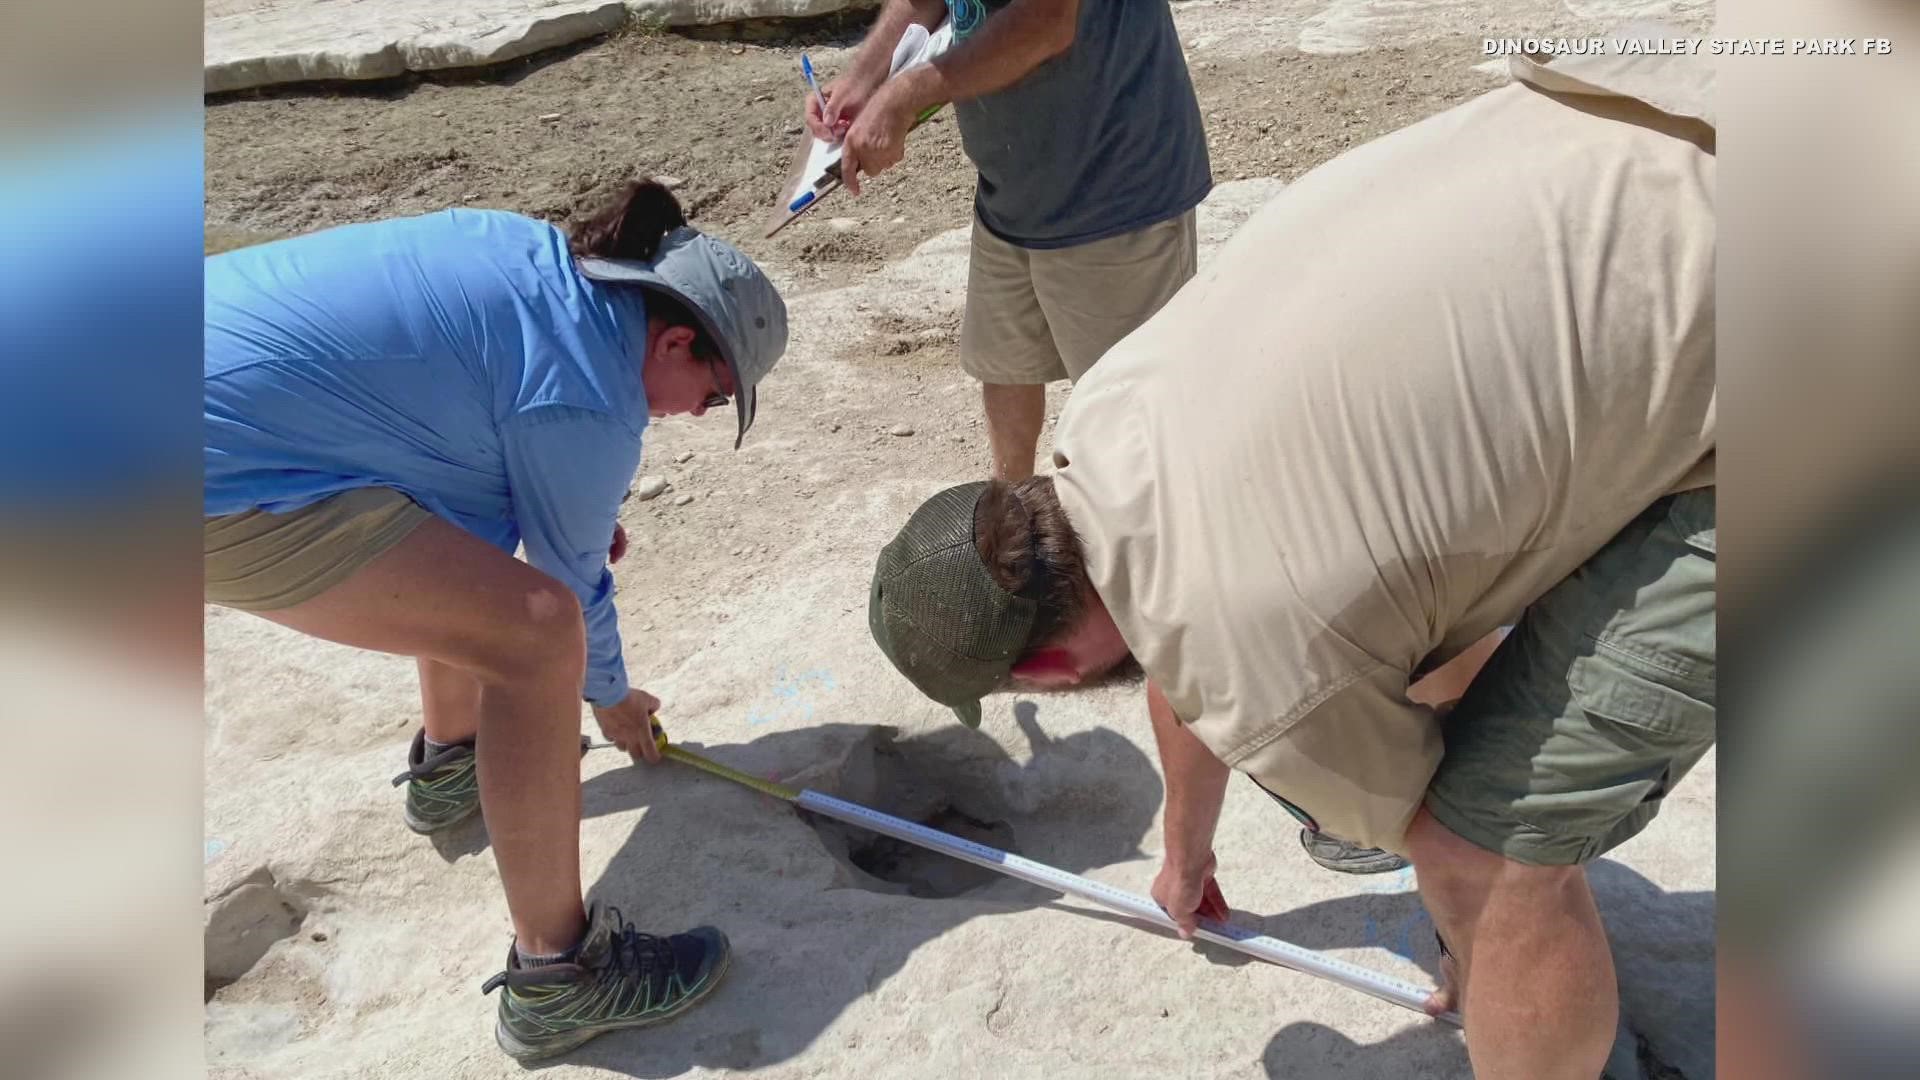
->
xmin=577 ymin=226 xmax=788 ymax=449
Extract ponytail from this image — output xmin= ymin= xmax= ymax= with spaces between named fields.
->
xmin=569 ymin=180 xmax=687 ymax=261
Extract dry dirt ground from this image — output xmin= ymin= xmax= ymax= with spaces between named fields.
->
xmin=204 ymin=19 xmax=1494 ymax=280
xmin=204 ymin=6 xmax=1714 ymax=1080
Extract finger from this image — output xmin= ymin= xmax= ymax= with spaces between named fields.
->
xmin=841 ymin=146 xmax=861 ymax=196
xmin=1154 ymin=893 xmax=1195 ymax=940
xmin=633 ymin=725 xmax=663 ymax=764
xmin=844 ymin=137 xmax=867 ymax=196
xmin=806 ymin=98 xmax=832 ymax=141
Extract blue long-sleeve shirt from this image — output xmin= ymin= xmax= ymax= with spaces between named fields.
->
xmin=205 ymin=209 xmax=652 ymax=706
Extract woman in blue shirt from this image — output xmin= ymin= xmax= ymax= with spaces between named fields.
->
xmin=204 ymin=181 xmax=787 ymax=1060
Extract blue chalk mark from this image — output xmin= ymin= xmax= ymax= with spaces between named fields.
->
xmin=205 ymin=838 xmax=228 ymax=864
xmin=1356 ymin=866 xmax=1418 ymax=895
xmin=1389 ymin=908 xmax=1432 ymax=963
xmin=747 ymin=665 xmax=838 ymax=725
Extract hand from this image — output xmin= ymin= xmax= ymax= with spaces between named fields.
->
xmin=1151 ymin=850 xmax=1226 ymax=939
xmin=609 ymin=523 xmax=628 ymax=565
xmin=838 ymin=84 xmax=916 ymax=197
xmin=804 ymin=68 xmax=884 ymax=142
xmin=592 ymin=688 xmax=663 ymax=765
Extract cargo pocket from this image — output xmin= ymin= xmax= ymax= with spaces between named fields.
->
xmin=1666 ymin=488 xmax=1716 ymax=558
xmin=1563 ymin=652 xmax=1715 ymax=819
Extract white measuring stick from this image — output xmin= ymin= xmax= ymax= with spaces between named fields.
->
xmin=798 ymin=789 xmax=1463 ymax=1027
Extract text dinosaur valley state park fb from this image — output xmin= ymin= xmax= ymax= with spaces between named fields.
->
xmin=1484 ymin=36 xmax=1897 ymax=57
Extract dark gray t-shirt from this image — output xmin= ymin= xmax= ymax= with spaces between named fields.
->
xmin=944 ymin=0 xmax=1212 ymax=249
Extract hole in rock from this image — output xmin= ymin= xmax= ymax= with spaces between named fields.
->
xmin=802 ymin=729 xmax=1019 ymax=900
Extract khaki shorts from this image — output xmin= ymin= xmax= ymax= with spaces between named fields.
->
xmin=204 ymin=486 xmax=432 ymax=611
xmin=960 ymin=211 xmax=1197 ymax=385
xmin=1423 ymin=488 xmax=1718 ymax=866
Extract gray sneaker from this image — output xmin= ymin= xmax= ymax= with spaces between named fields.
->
xmin=390 ymin=729 xmax=480 ymax=834
xmin=481 ymin=902 xmax=731 ymax=1061
xmin=1299 ymin=828 xmax=1411 ymax=874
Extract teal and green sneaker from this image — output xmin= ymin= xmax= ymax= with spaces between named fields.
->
xmin=481 ymin=902 xmax=731 ymax=1061
xmin=390 ymin=729 xmax=480 ymax=834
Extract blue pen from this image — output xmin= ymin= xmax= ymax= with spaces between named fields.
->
xmin=801 ymin=54 xmax=830 ymax=119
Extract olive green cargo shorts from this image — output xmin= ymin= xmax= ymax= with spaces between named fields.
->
xmin=1423 ymin=488 xmax=1717 ymax=866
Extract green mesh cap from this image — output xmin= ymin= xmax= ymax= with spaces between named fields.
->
xmin=868 ymin=482 xmax=1050 ymax=727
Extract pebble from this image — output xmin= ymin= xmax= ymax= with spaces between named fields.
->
xmin=827 ymin=217 xmax=861 ymax=232
xmin=635 ymin=476 xmax=669 ymax=501
xmin=673 ymin=493 xmax=695 ymax=507
xmin=653 ymin=175 xmax=684 ymax=189
xmin=784 ymin=123 xmax=803 ymax=135
xmin=538 ymin=113 xmax=562 ymax=123
xmin=890 ymin=216 xmax=907 ymax=225
xmin=674 ymin=450 xmax=695 ymax=464
xmin=311 ymin=931 xmax=328 ymax=943
xmin=890 ymin=424 xmax=915 ymax=437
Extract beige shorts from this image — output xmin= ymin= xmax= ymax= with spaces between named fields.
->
xmin=204 ymin=486 xmax=432 ymax=611
xmin=960 ymin=210 xmax=1198 ymax=385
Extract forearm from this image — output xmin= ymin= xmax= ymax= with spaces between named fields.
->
xmin=1148 ymin=679 xmax=1231 ymax=873
xmin=850 ymin=0 xmax=949 ymax=82
xmin=889 ymin=0 xmax=1079 ymax=114
xmin=577 ymin=572 xmax=631 ymax=707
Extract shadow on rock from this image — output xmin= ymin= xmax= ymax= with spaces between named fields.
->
xmin=426 ymin=815 xmax=490 ymax=862
xmin=1265 ymin=1020 xmax=1469 ymax=1079
xmin=551 ymin=703 xmax=1163 ymax=1076
xmin=1245 ymin=859 xmax=1712 ymax=1079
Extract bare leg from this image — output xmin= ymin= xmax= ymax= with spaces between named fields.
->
xmin=259 ymin=517 xmax=588 ymax=955
xmin=1407 ymin=807 xmax=1617 ymax=1080
xmin=419 ymin=658 xmax=482 ymax=745
xmin=982 ymin=382 xmax=1047 ymax=483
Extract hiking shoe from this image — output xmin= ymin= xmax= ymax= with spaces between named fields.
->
xmin=1299 ymin=828 xmax=1410 ymax=874
xmin=390 ymin=729 xmax=479 ymax=834
xmin=481 ymin=902 xmax=731 ymax=1061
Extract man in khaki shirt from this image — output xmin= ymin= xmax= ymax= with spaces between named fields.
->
xmin=868 ymin=41 xmax=1715 ymax=1080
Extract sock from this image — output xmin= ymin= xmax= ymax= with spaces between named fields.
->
xmin=423 ymin=735 xmax=459 ymax=755
xmin=516 ymin=941 xmax=580 ymax=968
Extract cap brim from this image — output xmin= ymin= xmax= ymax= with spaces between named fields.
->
xmin=950 ymin=700 xmax=983 ymax=729
xmin=732 ymin=383 xmax=757 ymax=450
xmin=576 ymin=257 xmax=758 ymax=449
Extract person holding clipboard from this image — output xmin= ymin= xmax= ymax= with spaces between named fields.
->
xmin=802 ymin=1 xmax=1210 ymax=485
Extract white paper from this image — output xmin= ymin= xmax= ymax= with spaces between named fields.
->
xmin=797 ymin=20 xmax=955 ymax=195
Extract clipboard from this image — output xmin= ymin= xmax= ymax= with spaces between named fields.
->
xmin=764 ymin=21 xmax=955 ymax=238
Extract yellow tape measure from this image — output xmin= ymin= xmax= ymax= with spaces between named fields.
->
xmin=582 ymin=716 xmax=800 ymax=802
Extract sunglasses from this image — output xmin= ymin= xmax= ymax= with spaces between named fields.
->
xmin=702 ymin=355 xmax=731 ymax=411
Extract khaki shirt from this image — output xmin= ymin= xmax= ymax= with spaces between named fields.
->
xmin=1050 ymin=45 xmax=1717 ymax=854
